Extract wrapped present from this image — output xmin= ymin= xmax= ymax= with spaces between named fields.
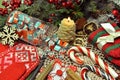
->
xmin=46 ymin=59 xmax=77 ymax=80
xmin=0 ymin=43 xmax=39 ymax=80
xmin=88 ymin=23 xmax=120 ymax=66
xmin=6 ymin=11 xmax=49 ymax=46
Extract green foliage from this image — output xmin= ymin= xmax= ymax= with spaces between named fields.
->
xmin=17 ymin=0 xmax=85 ymax=26
xmin=0 ymin=15 xmax=8 ymax=30
xmin=86 ymin=0 xmax=97 ymax=12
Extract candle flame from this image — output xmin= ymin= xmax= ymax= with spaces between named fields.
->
xmin=68 ymin=17 xmax=71 ymax=22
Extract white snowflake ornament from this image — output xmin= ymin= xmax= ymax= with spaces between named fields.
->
xmin=0 ymin=25 xmax=19 ymax=46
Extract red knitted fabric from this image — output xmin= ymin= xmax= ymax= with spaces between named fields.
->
xmin=0 ymin=43 xmax=39 ymax=79
xmin=0 ymin=43 xmax=9 ymax=53
xmin=0 ymin=63 xmax=26 ymax=80
xmin=88 ymin=23 xmax=120 ymax=66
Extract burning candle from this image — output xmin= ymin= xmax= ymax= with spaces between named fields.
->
xmin=57 ymin=17 xmax=76 ymax=42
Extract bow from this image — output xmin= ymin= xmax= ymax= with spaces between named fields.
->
xmin=97 ymin=23 xmax=120 ymax=49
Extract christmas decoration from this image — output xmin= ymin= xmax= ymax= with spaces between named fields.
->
xmin=0 ymin=0 xmax=120 ymax=80
xmin=0 ymin=0 xmax=33 ymax=15
xmin=112 ymin=9 xmax=120 ymax=23
xmin=83 ymin=22 xmax=98 ymax=35
xmin=67 ymin=46 xmax=118 ymax=79
xmin=7 ymin=11 xmax=49 ymax=46
xmin=88 ymin=23 xmax=120 ymax=66
xmin=47 ymin=59 xmax=77 ymax=80
xmin=73 ymin=37 xmax=85 ymax=46
xmin=0 ymin=43 xmax=39 ymax=80
xmin=48 ymin=62 xmax=67 ymax=80
xmin=80 ymin=65 xmax=115 ymax=80
xmin=0 ymin=25 xmax=19 ymax=46
xmin=75 ymin=17 xmax=87 ymax=31
xmin=56 ymin=17 xmax=76 ymax=42
xmin=47 ymin=0 xmax=84 ymax=9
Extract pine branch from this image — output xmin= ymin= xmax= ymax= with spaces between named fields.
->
xmin=0 ymin=15 xmax=8 ymax=30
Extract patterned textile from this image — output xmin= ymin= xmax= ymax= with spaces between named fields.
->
xmin=0 ymin=43 xmax=39 ymax=79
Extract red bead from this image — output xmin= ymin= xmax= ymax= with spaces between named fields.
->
xmin=56 ymin=70 xmax=63 ymax=76
xmin=112 ymin=9 xmax=119 ymax=16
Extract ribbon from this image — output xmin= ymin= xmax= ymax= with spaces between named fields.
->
xmin=97 ymin=23 xmax=120 ymax=49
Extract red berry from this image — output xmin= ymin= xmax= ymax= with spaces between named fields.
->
xmin=54 ymin=0 xmax=58 ymax=4
xmin=48 ymin=0 xmax=54 ymax=3
xmin=2 ymin=1 xmax=6 ymax=6
xmin=4 ymin=9 xmax=8 ymax=14
xmin=13 ymin=4 xmax=19 ymax=9
xmin=70 ymin=4 xmax=74 ymax=9
xmin=66 ymin=1 xmax=72 ymax=6
xmin=48 ymin=18 xmax=53 ymax=22
xmin=10 ymin=0 xmax=14 ymax=5
xmin=50 ymin=13 xmax=55 ymax=17
xmin=0 ymin=8 xmax=3 ymax=11
xmin=28 ymin=0 xmax=32 ymax=5
xmin=62 ymin=2 xmax=67 ymax=7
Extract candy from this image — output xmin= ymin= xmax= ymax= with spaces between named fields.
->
xmin=67 ymin=47 xmax=84 ymax=64
xmin=80 ymin=65 xmax=115 ymax=80
xmin=6 ymin=11 xmax=49 ymax=46
xmin=67 ymin=46 xmax=118 ymax=78
xmin=54 ymin=45 xmax=61 ymax=51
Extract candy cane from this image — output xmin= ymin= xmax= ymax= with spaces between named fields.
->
xmin=67 ymin=46 xmax=118 ymax=78
xmin=80 ymin=65 xmax=115 ymax=80
xmin=67 ymin=49 xmax=84 ymax=64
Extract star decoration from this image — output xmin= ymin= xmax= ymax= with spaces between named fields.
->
xmin=0 ymin=25 xmax=19 ymax=46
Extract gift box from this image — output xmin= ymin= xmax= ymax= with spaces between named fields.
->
xmin=6 ymin=11 xmax=50 ymax=46
xmin=0 ymin=43 xmax=39 ymax=80
xmin=88 ymin=23 xmax=120 ymax=66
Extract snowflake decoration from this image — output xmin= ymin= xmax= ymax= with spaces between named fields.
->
xmin=0 ymin=25 xmax=19 ymax=46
